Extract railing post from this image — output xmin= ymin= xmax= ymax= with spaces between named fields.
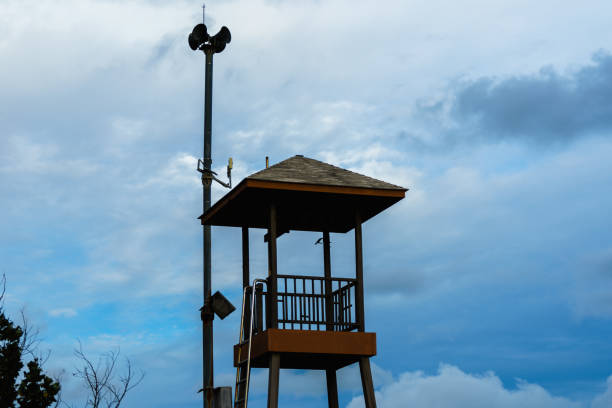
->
xmin=255 ymin=283 xmax=264 ymax=332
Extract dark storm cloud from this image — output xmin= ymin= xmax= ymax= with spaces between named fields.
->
xmin=451 ymin=51 xmax=612 ymax=142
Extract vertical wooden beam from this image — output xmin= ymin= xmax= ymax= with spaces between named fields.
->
xmin=268 ymin=204 xmax=278 ymax=329
xmin=359 ymin=357 xmax=377 ymax=408
xmin=354 ymin=212 xmax=365 ymax=332
xmin=242 ymin=227 xmax=250 ymax=334
xmin=323 ymin=231 xmax=333 ymax=331
xmin=267 ymin=353 xmax=281 ymax=408
xmin=325 ymin=368 xmax=339 ymax=408
xmin=242 ymin=227 xmax=250 ymax=287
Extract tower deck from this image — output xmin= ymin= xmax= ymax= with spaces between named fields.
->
xmin=234 ymin=329 xmax=376 ymax=370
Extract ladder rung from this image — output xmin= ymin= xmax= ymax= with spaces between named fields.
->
xmin=237 ymin=378 xmax=247 ymax=384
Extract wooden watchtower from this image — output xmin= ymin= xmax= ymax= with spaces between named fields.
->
xmin=200 ymin=155 xmax=406 ymax=408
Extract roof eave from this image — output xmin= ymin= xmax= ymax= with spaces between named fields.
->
xmin=199 ymin=178 xmax=407 ymax=226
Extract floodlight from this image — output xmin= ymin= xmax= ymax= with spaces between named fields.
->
xmin=210 ymin=291 xmax=235 ymax=319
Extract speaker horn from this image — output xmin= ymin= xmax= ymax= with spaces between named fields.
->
xmin=188 ymin=23 xmax=209 ymax=50
xmin=211 ymin=26 xmax=231 ymax=53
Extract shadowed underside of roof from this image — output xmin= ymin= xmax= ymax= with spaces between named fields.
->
xmin=200 ymin=155 xmax=407 ymax=233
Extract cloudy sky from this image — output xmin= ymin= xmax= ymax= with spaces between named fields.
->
xmin=2 ymin=0 xmax=612 ymax=407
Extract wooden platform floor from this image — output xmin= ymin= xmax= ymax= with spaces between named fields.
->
xmin=233 ymin=329 xmax=376 ymax=370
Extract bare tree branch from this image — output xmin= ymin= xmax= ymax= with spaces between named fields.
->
xmin=52 ymin=369 xmax=66 ymax=408
xmin=72 ymin=341 xmax=144 ymax=408
xmin=18 ymin=308 xmax=42 ymax=358
xmin=1 ymin=274 xmax=61 ymax=407
xmin=0 ymin=273 xmax=6 ymax=306
xmin=0 ymin=275 xmax=44 ymax=360
xmin=106 ymin=357 xmax=144 ymax=408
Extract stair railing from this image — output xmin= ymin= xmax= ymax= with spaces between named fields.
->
xmin=234 ymin=279 xmax=267 ymax=408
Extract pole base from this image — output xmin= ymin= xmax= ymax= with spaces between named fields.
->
xmin=213 ymin=386 xmax=232 ymax=408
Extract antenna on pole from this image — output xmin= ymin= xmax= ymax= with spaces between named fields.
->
xmin=202 ymin=3 xmax=205 ymax=23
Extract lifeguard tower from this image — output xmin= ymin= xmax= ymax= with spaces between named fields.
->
xmin=200 ymin=155 xmax=406 ymax=408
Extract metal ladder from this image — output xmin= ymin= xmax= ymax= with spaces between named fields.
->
xmin=234 ymin=279 xmax=265 ymax=408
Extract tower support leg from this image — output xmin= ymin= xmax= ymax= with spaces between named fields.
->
xmin=359 ymin=357 xmax=377 ymax=408
xmin=267 ymin=353 xmax=281 ymax=408
xmin=325 ymin=368 xmax=339 ymax=408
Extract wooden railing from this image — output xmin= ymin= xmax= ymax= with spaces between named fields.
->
xmin=248 ymin=275 xmax=359 ymax=333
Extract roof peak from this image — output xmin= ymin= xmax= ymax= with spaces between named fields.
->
xmin=248 ymin=155 xmax=406 ymax=191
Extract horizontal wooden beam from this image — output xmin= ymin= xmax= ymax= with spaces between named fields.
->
xmin=234 ymin=329 xmax=376 ymax=370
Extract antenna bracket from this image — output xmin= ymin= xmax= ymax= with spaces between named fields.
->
xmin=197 ymin=157 xmax=232 ymax=189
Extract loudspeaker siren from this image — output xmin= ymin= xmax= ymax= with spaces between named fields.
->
xmin=188 ymin=33 xmax=200 ymax=51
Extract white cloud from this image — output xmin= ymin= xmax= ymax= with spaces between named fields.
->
xmin=135 ymin=152 xmax=200 ymax=190
xmin=213 ymin=0 xmax=612 ymax=98
xmin=48 ymin=307 xmax=77 ymax=318
xmin=591 ymin=375 xmax=612 ymax=408
xmin=0 ymin=135 xmax=99 ymax=178
xmin=340 ymin=137 xmax=612 ymax=305
xmin=0 ymin=0 xmax=194 ymax=94
xmin=347 ymin=364 xmax=584 ymax=408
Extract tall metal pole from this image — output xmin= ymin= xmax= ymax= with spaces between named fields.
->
xmin=188 ymin=9 xmax=231 ymax=408
xmin=202 ymin=49 xmax=214 ymax=408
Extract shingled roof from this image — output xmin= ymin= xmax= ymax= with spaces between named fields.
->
xmin=200 ymin=155 xmax=407 ymax=233
xmin=247 ymin=155 xmax=405 ymax=191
